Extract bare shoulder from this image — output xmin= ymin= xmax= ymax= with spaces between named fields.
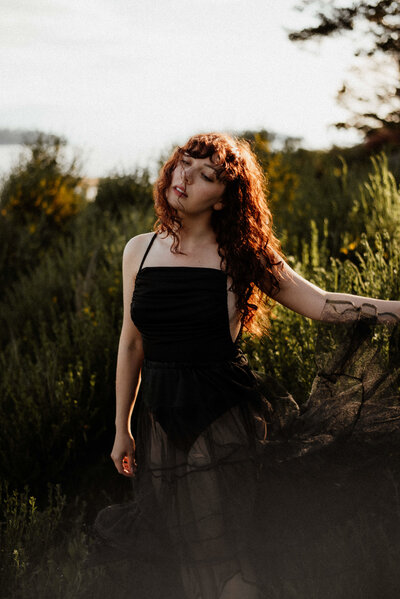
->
xmin=123 ymin=232 xmax=156 ymax=276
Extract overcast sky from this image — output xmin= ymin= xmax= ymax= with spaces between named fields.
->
xmin=0 ymin=0 xmax=362 ymax=177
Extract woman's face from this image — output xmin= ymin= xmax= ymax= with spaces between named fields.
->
xmin=166 ymin=152 xmax=226 ymax=216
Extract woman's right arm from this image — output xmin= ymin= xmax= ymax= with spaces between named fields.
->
xmin=111 ymin=234 xmax=148 ymax=478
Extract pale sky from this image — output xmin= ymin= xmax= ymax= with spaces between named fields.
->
xmin=0 ymin=0 xmax=362 ymax=177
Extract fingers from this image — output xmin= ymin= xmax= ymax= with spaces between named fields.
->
xmin=122 ymin=454 xmax=138 ymax=477
xmin=110 ymin=433 xmax=137 ymax=477
xmin=111 ymin=451 xmax=137 ymax=478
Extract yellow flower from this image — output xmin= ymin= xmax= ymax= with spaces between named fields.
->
xmin=340 ymin=240 xmax=357 ymax=254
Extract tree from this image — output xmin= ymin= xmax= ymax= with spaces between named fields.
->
xmin=289 ymin=1 xmax=400 ymax=140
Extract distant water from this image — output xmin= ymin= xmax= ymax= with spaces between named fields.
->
xmin=0 ymin=143 xmax=159 ymax=180
xmin=0 ymin=144 xmax=85 ymax=178
xmin=0 ymin=143 xmax=105 ymax=179
xmin=0 ymin=144 xmax=154 ymax=202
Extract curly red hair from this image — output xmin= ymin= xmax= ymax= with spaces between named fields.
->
xmin=153 ymin=132 xmax=284 ymax=336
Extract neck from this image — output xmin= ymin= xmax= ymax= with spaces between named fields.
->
xmin=173 ymin=214 xmax=216 ymax=249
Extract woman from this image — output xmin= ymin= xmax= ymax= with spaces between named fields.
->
xmin=90 ymin=133 xmax=400 ymax=599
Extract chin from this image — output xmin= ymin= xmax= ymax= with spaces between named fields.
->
xmin=167 ymin=192 xmax=185 ymax=212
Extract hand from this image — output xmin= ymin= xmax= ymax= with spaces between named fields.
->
xmin=111 ymin=430 xmax=137 ymax=478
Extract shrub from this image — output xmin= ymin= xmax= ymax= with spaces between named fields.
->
xmin=0 ymin=134 xmax=83 ymax=227
xmin=95 ymin=169 xmax=154 ymax=219
xmin=0 ymin=135 xmax=85 ymax=288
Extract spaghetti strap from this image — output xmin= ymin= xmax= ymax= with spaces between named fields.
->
xmin=138 ymin=232 xmax=158 ymax=272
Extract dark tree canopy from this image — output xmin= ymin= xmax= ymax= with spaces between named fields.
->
xmin=289 ymin=1 xmax=400 ymax=58
xmin=289 ymin=1 xmax=400 ymax=139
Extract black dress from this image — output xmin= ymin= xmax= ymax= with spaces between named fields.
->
xmin=88 ymin=232 xmax=400 ymax=599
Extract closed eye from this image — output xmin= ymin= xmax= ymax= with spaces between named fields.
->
xmin=181 ymin=159 xmax=214 ymax=182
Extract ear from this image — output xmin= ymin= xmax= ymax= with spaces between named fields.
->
xmin=213 ymin=200 xmax=224 ymax=211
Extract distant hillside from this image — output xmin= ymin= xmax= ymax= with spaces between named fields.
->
xmin=0 ymin=128 xmax=58 ymax=145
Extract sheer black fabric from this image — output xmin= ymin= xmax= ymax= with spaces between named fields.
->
xmin=86 ymin=236 xmax=400 ymax=599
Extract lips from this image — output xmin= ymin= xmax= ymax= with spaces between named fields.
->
xmin=173 ymin=186 xmax=187 ymax=197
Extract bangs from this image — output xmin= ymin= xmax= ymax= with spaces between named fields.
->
xmin=176 ymin=135 xmax=240 ymax=182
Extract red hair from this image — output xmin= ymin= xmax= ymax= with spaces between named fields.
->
xmin=153 ymin=132 xmax=284 ymax=336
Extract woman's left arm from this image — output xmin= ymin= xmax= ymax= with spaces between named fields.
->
xmin=269 ymin=258 xmax=400 ymax=323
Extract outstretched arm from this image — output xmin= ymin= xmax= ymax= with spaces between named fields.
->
xmin=269 ymin=258 xmax=400 ymax=323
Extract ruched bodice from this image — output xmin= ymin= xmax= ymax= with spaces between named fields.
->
xmin=130 ymin=261 xmax=265 ymax=451
xmin=131 ymin=266 xmax=239 ymax=362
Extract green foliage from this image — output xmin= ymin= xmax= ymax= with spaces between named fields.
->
xmin=1 ymin=140 xmax=398 ymax=490
xmin=273 ymin=148 xmax=360 ymax=257
xmin=260 ymin=145 xmax=400 ymax=260
xmin=349 ymin=153 xmax=400 ymax=242
xmin=0 ymin=135 xmax=86 ymax=288
xmin=239 ymin=129 xmax=398 ymax=259
xmin=241 ymin=129 xmax=300 ymax=217
xmin=0 ymin=134 xmax=83 ymax=226
xmin=0 ymin=482 xmax=97 ymax=599
xmin=1 ymin=133 xmax=400 ymax=594
xmin=0 ymin=203 xmax=154 ymax=491
xmin=95 ymin=169 xmax=155 ymax=218
xmin=244 ymin=220 xmax=400 ymax=403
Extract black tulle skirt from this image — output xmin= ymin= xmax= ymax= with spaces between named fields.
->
xmin=86 ymin=314 xmax=400 ymax=599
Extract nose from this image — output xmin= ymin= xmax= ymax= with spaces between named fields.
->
xmin=180 ymin=163 xmax=192 ymax=185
